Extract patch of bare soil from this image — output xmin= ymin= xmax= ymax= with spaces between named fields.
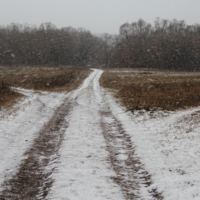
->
xmin=0 ymin=99 xmax=74 ymax=200
xmin=101 ymin=109 xmax=163 ymax=200
xmin=0 ymin=66 xmax=90 ymax=91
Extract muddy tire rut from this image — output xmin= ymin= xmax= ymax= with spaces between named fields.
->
xmin=101 ymin=108 xmax=163 ymax=200
xmin=0 ymin=99 xmax=73 ymax=200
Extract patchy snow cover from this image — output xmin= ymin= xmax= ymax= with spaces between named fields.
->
xmin=0 ymin=88 xmax=68 ymax=188
xmin=47 ymin=69 xmax=124 ymax=200
xmin=1 ymin=69 xmax=200 ymax=200
xmin=104 ymin=90 xmax=200 ymax=200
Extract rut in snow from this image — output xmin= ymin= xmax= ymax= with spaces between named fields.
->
xmin=0 ymin=99 xmax=73 ymax=200
xmin=93 ymin=70 xmax=163 ymax=200
xmin=100 ymin=109 xmax=163 ymax=200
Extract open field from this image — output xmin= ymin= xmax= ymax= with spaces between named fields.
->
xmin=1 ymin=69 xmax=200 ymax=199
xmin=0 ymin=66 xmax=90 ymax=108
xmin=100 ymin=68 xmax=200 ymax=111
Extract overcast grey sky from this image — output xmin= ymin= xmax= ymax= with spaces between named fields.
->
xmin=0 ymin=0 xmax=200 ymax=34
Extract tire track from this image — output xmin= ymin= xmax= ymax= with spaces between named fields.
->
xmin=101 ymin=109 xmax=163 ymax=200
xmin=0 ymin=99 xmax=73 ymax=200
xmin=0 ymin=69 xmax=100 ymax=199
xmin=93 ymin=70 xmax=163 ymax=199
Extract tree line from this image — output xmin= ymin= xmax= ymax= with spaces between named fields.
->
xmin=1 ymin=19 xmax=200 ymax=71
xmin=108 ymin=18 xmax=200 ymax=71
xmin=0 ymin=22 xmax=106 ymax=66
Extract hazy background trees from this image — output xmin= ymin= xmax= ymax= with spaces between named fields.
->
xmin=0 ymin=22 xmax=105 ymax=66
xmin=1 ymin=19 xmax=200 ymax=71
xmin=109 ymin=18 xmax=200 ymax=71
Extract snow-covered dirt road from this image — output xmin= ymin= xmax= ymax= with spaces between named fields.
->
xmin=0 ymin=69 xmax=200 ymax=199
xmin=46 ymin=69 xmax=161 ymax=200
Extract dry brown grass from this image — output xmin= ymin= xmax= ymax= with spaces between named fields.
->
xmin=0 ymin=81 xmax=22 ymax=108
xmin=100 ymin=68 xmax=200 ymax=111
xmin=0 ymin=66 xmax=91 ymax=107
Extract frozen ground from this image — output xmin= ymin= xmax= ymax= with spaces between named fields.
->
xmin=0 ymin=89 xmax=68 ymax=190
xmin=0 ymin=69 xmax=200 ymax=199
xmin=47 ymin=70 xmax=124 ymax=200
xmin=104 ymin=92 xmax=200 ymax=200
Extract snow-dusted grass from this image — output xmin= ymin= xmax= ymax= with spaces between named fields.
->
xmin=0 ymin=88 xmax=68 ymax=189
xmin=0 ymin=66 xmax=90 ymax=110
xmin=105 ymin=90 xmax=200 ymax=200
xmin=100 ymin=68 xmax=200 ymax=111
xmin=0 ymin=66 xmax=90 ymax=92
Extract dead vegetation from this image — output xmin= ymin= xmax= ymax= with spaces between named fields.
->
xmin=100 ymin=68 xmax=200 ymax=111
xmin=0 ymin=66 xmax=90 ymax=107
xmin=0 ymin=81 xmax=22 ymax=108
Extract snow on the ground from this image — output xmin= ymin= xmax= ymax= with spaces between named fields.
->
xmin=0 ymin=88 xmax=68 ymax=188
xmin=1 ymin=69 xmax=200 ymax=200
xmin=47 ymin=69 xmax=124 ymax=200
xmin=48 ymin=69 xmax=200 ymax=200
xmin=105 ymin=90 xmax=200 ymax=200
